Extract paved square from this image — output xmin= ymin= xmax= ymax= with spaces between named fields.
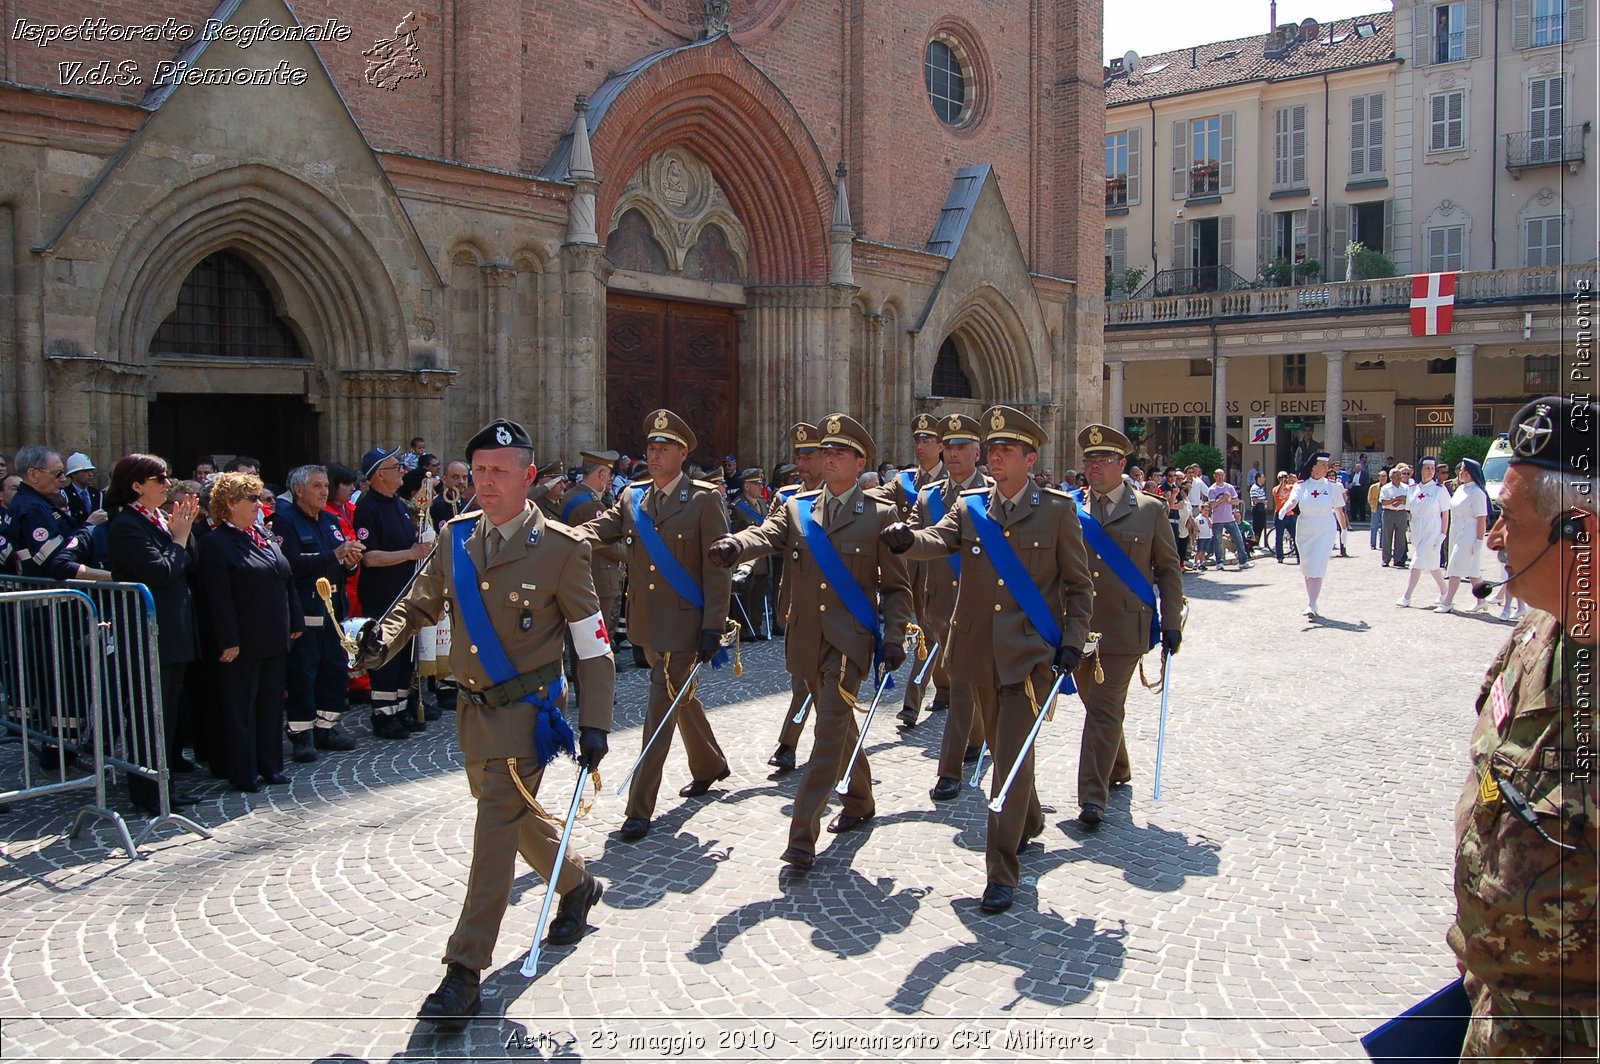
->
xmin=1 ymin=541 xmax=1517 ymax=1060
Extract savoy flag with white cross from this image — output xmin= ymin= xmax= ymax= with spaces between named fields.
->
xmin=1409 ymin=272 xmax=1457 ymax=336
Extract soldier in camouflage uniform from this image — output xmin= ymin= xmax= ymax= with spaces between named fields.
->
xmin=1447 ymin=395 xmax=1597 ymax=1058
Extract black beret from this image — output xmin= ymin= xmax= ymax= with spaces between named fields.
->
xmin=1508 ymin=396 xmax=1593 ymax=477
xmin=465 ymin=419 xmax=533 ymax=461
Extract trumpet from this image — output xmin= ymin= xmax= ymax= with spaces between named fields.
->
xmin=315 ymin=576 xmax=363 ymax=668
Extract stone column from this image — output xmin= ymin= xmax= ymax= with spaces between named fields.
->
xmin=1324 ymin=349 xmax=1345 ymax=458
xmin=1107 ymin=360 xmax=1125 ymax=431
xmin=560 ymin=245 xmax=606 ymax=459
xmin=1452 ymin=343 xmax=1476 ymax=436
xmin=482 ymin=264 xmax=515 ymax=420
xmin=1213 ymin=354 xmax=1228 ymax=446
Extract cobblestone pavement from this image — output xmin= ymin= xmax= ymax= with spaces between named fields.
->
xmin=1 ymin=535 xmax=1521 ymax=1062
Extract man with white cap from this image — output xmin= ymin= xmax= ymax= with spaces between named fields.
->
xmin=64 ymin=452 xmax=106 ymax=530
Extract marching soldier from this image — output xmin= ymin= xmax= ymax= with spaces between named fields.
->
xmin=563 ymin=451 xmax=625 ymax=649
xmin=580 ymin=410 xmax=733 ymax=841
xmin=766 ymin=423 xmax=824 ymax=773
xmin=908 ymin=414 xmax=993 ymax=801
xmin=354 ymin=418 xmax=613 ymax=1031
xmin=1069 ymin=425 xmax=1185 ymax=830
xmin=710 ymin=414 xmax=913 ymax=870
xmin=729 ymin=468 xmax=772 ymax=640
xmin=891 ymin=413 xmax=950 ymax=727
xmin=269 ymin=464 xmax=365 ymax=760
xmin=884 ymin=406 xmax=1094 ymax=913
xmin=352 ymin=445 xmax=431 ymax=740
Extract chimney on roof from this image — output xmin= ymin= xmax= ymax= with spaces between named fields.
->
xmin=1191 ymin=46 xmax=1198 ymax=68
xmin=1270 ymin=0 xmax=1277 ymax=34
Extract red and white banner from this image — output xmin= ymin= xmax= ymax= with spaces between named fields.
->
xmin=1409 ymin=272 xmax=1457 ymax=336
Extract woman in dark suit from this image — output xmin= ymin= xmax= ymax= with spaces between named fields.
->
xmin=106 ymin=454 xmax=202 ymax=813
xmin=197 ymin=472 xmax=302 ymax=792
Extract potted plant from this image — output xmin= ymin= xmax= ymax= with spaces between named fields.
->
xmin=1293 ymin=258 xmax=1322 ymax=283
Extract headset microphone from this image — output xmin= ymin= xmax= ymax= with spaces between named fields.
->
xmin=1472 ymin=511 xmax=1587 ymax=598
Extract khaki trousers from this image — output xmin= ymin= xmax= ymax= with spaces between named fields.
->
xmin=776 ymin=673 xmax=811 ymax=749
xmin=971 ymin=667 xmax=1050 ymax=887
xmin=444 ymin=757 xmax=587 ymax=971
xmin=625 ymin=649 xmax=729 ymax=820
xmin=788 ymin=647 xmax=874 ymax=857
xmin=935 ymin=678 xmax=986 ymax=779
xmin=1073 ymin=652 xmax=1140 ymax=809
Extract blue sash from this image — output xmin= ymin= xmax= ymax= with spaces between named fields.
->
xmin=451 ymin=518 xmax=573 ymax=766
xmin=962 ymin=494 xmax=1078 ymax=694
xmin=629 ymin=485 xmax=705 ymax=610
xmin=560 ymin=487 xmax=594 ymax=524
xmin=796 ymin=496 xmax=889 ymax=681
xmin=734 ymin=499 xmax=765 ymax=526
xmin=898 ymin=470 xmax=918 ymax=505
xmin=923 ymin=485 xmax=961 ymax=579
xmin=1071 ymin=489 xmax=1161 ymax=650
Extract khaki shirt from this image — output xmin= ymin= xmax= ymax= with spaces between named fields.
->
xmin=1081 ymin=482 xmax=1186 ymax=654
xmin=581 ymin=476 xmax=732 ymax=653
xmin=366 ymin=503 xmax=615 ymax=759
xmin=908 ymin=470 xmax=992 ymax=633
xmin=1449 ymin=611 xmax=1598 ymax=1016
xmin=904 ymin=484 xmax=1095 ymax=686
xmin=727 ymin=487 xmax=913 ymax=677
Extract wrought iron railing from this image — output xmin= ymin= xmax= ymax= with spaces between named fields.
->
xmin=1128 ymin=265 xmax=1254 ymax=300
xmin=1106 ymin=263 xmax=1597 ymax=326
xmin=1505 ymin=124 xmax=1589 ymax=172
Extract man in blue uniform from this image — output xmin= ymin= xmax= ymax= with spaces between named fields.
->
xmin=4 ymin=446 xmax=106 ymax=583
xmin=270 ymin=464 xmax=366 ymax=761
xmin=353 ymin=445 xmax=431 ymax=739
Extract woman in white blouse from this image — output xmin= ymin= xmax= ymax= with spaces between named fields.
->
xmin=1396 ymin=456 xmax=1450 ymax=608
xmin=1276 ymin=452 xmax=1347 ymax=620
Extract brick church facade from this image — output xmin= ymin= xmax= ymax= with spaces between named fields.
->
xmin=0 ymin=0 xmax=1105 ymax=475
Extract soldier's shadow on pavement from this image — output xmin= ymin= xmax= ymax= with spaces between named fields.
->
xmin=1052 ymin=805 xmax=1222 ymax=893
xmin=888 ymin=897 xmax=1128 ymax=1014
xmin=1300 ymin=615 xmax=1371 ymax=632
xmin=686 ymin=829 xmax=932 ymax=963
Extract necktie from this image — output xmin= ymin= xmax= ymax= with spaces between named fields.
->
xmin=486 ymin=527 xmax=505 ymax=566
xmin=1003 ymin=499 xmax=1016 ymax=518
xmin=825 ymin=497 xmax=841 ymax=528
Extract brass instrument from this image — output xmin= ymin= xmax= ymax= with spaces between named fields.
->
xmin=315 ymin=577 xmax=362 ymax=668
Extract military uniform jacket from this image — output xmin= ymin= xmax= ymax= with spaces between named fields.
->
xmin=562 ymin=488 xmax=624 ymax=599
xmin=371 ymin=503 xmax=615 ymax=759
xmin=1079 ymin=482 xmax=1185 ymax=655
xmin=873 ymin=462 xmax=945 ymax=521
xmin=1448 ymin=611 xmax=1598 ymax=1013
xmin=904 ymin=485 xmax=1095 ymax=686
xmin=581 ymin=475 xmax=731 ymax=654
xmin=3 ymin=483 xmax=86 ymax=581
xmin=727 ymin=487 xmax=913 ymax=677
xmin=908 ymin=471 xmax=993 ymax=631
xmin=728 ymin=494 xmax=771 ymax=578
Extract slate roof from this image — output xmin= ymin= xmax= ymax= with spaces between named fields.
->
xmin=1105 ymin=11 xmax=1396 ymax=107
xmin=925 ymin=164 xmax=991 ymax=258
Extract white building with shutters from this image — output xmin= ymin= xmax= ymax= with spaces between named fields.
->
xmin=1100 ymin=3 xmax=1593 ymax=472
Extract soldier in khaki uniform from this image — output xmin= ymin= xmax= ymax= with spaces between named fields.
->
xmin=766 ymin=423 xmax=824 ymax=774
xmin=354 ymin=418 xmax=614 ymax=1031
xmin=564 ymin=450 xmax=625 ymax=647
xmin=885 ymin=406 xmax=1094 ymax=913
xmin=580 ymin=410 xmax=733 ymax=841
xmin=711 ymin=414 xmax=914 ymax=869
xmin=1449 ymin=396 xmax=1597 ymax=1058
xmin=907 ymin=413 xmax=994 ymax=801
xmin=1069 ymin=424 xmax=1185 ymax=830
xmin=890 ymin=412 xmax=950 ymax=727
xmin=729 ymin=468 xmax=772 ymax=639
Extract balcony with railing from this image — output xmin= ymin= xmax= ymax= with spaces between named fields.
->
xmin=1106 ymin=263 xmax=1597 ymax=327
xmin=1505 ymin=123 xmax=1589 ymax=175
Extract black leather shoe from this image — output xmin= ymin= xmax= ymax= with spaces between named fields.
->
xmin=1017 ymin=825 xmax=1044 ymax=855
xmin=962 ymin=744 xmax=982 ymax=765
xmin=895 ymin=704 xmax=919 ymax=727
xmin=678 ymin=767 xmax=731 ymax=798
xmin=371 ymin=713 xmax=411 ymax=740
xmin=766 ymin=745 xmax=796 ymax=773
xmin=930 ymin=777 xmax=961 ymax=802
xmin=418 ymin=962 xmax=481 ymax=1031
xmin=618 ymin=817 xmax=650 ymax=841
xmin=928 ymin=699 xmax=949 ymax=714
xmin=979 ymin=882 xmax=1015 ymax=913
xmin=545 ymin=873 xmax=603 ymax=946
xmin=313 ymin=726 xmax=356 ymax=752
xmin=289 ymin=732 xmax=318 ymax=763
xmin=779 ymin=846 xmax=814 ymax=870
xmin=827 ymin=811 xmax=873 ymax=834
xmin=261 ymin=773 xmax=290 ymax=786
xmin=401 ymin=714 xmax=427 ymax=733
xmin=1078 ymin=803 xmax=1104 ymax=830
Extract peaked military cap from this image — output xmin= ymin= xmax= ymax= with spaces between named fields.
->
xmin=643 ymin=409 xmax=696 ymax=451
xmin=1508 ymin=395 xmax=1590 ymax=476
xmin=818 ymin=412 xmax=876 ymax=463
xmin=790 ymin=422 xmax=820 ymax=453
xmin=982 ymin=405 xmax=1047 ymax=449
xmin=739 ymin=467 xmax=766 ymax=484
xmin=1077 ymin=423 xmax=1132 ymax=458
xmin=912 ymin=412 xmax=940 ymax=438
xmin=580 ymin=448 xmax=619 ymax=467
xmin=940 ymin=413 xmax=983 ymax=444
xmin=465 ymin=418 xmax=533 ymax=461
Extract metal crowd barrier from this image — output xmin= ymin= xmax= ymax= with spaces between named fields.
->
xmin=0 ymin=575 xmax=211 ymax=854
